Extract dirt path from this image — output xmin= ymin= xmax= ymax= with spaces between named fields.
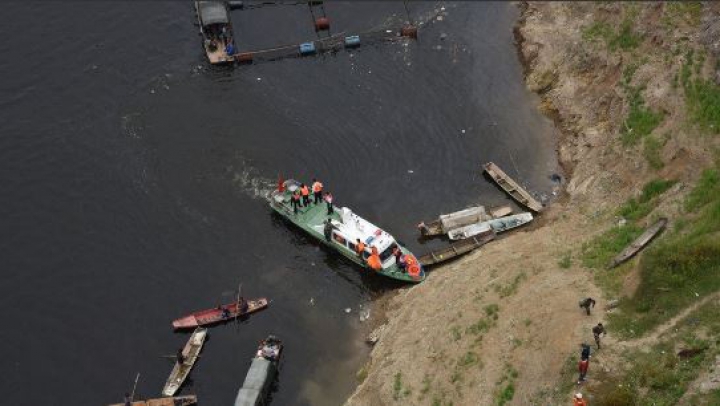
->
xmin=609 ymin=292 xmax=720 ymax=350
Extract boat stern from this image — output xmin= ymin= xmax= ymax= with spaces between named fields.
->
xmin=172 ymin=316 xmax=199 ymax=330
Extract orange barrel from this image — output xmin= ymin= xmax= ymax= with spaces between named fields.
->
xmin=401 ymin=25 xmax=418 ymax=39
xmin=236 ymin=52 xmax=254 ymax=64
xmin=314 ymin=17 xmax=330 ymax=31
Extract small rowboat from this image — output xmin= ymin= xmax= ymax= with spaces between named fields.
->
xmin=108 ymin=395 xmax=197 ymax=406
xmin=483 ymin=162 xmax=543 ymax=213
xmin=418 ymin=230 xmax=496 ymax=267
xmin=172 ymin=298 xmax=269 ymax=330
xmin=418 ymin=206 xmax=488 ymax=237
xmin=448 ymin=212 xmax=533 ymax=240
xmin=609 ymin=218 xmax=667 ymax=269
xmin=162 ymin=328 xmax=207 ymax=397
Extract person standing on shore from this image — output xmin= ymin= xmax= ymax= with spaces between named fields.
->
xmin=324 ymin=191 xmax=334 ymax=215
xmin=312 ymin=178 xmax=323 ymax=204
xmin=593 ymin=323 xmax=606 ymax=349
xmin=579 ymin=297 xmax=596 ymax=316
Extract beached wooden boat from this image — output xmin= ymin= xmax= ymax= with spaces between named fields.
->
xmin=270 ymin=179 xmax=425 ymax=283
xmin=483 ymin=162 xmax=543 ymax=213
xmin=162 ymin=328 xmax=207 ymax=397
xmin=418 ymin=231 xmax=496 ymax=267
xmin=172 ymin=298 xmax=269 ymax=330
xmin=490 ymin=205 xmax=513 ymax=218
xmin=418 ymin=206 xmax=488 ymax=237
xmin=108 ymin=395 xmax=197 ymax=406
xmin=234 ymin=335 xmax=283 ymax=406
xmin=609 ymin=217 xmax=667 ymax=269
xmin=195 ymin=1 xmax=236 ymax=65
xmin=448 ymin=212 xmax=533 ymax=241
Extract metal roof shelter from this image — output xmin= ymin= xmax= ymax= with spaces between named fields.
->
xmin=198 ymin=1 xmax=229 ymax=26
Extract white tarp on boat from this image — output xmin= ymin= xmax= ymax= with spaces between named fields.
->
xmin=198 ymin=1 xmax=229 ymax=26
xmin=448 ymin=212 xmax=533 ymax=240
xmin=439 ymin=206 xmax=487 ymax=231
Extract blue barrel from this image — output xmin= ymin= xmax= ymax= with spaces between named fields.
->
xmin=299 ymin=42 xmax=316 ymax=55
xmin=344 ymin=35 xmax=360 ymax=48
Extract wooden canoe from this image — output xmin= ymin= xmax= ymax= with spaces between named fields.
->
xmin=418 ymin=231 xmax=496 ymax=267
xmin=483 ymin=162 xmax=543 ymax=213
xmin=172 ymin=298 xmax=269 ymax=330
xmin=108 ymin=395 xmax=197 ymax=406
xmin=609 ymin=218 xmax=667 ymax=269
xmin=162 ymin=328 xmax=207 ymax=397
xmin=448 ymin=212 xmax=533 ymax=240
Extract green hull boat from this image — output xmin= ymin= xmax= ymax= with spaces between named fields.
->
xmin=270 ymin=179 xmax=425 ymax=283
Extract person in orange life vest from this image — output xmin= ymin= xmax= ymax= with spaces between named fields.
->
xmin=291 ymin=191 xmax=301 ymax=214
xmin=573 ymin=393 xmax=587 ymax=406
xmin=355 ymin=239 xmax=366 ymax=258
xmin=405 ymin=255 xmax=421 ymax=277
xmin=300 ymin=183 xmax=310 ymax=207
xmin=368 ymin=248 xmax=382 ymax=271
xmin=324 ymin=191 xmax=334 ymax=215
xmin=312 ymin=178 xmax=323 ymax=204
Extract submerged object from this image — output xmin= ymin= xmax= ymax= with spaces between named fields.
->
xmin=609 ymin=217 xmax=667 ymax=269
xmin=483 ymin=162 xmax=543 ymax=213
xmin=162 ymin=328 xmax=207 ymax=397
xmin=107 ymin=395 xmax=197 ymax=406
xmin=270 ymin=179 xmax=425 ymax=283
xmin=172 ymin=298 xmax=269 ymax=330
xmin=448 ymin=212 xmax=533 ymax=240
xmin=234 ymin=336 xmax=283 ymax=406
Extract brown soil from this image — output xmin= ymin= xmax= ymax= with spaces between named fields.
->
xmin=346 ymin=2 xmax=720 ymax=405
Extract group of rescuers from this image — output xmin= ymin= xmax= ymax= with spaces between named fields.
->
xmin=288 ymin=178 xmax=421 ymax=277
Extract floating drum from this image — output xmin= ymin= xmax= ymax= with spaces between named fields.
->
xmin=314 ymin=17 xmax=330 ymax=31
xmin=401 ymin=25 xmax=418 ymax=39
xmin=236 ymin=52 xmax=253 ymax=64
xmin=344 ymin=35 xmax=360 ymax=48
xmin=299 ymin=42 xmax=316 ymax=56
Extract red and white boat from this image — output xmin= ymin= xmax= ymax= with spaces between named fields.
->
xmin=172 ymin=298 xmax=269 ymax=330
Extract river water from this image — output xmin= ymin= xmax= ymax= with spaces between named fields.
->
xmin=0 ymin=2 xmax=557 ymax=405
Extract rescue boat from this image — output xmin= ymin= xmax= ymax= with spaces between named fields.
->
xmin=269 ymin=179 xmax=425 ymax=283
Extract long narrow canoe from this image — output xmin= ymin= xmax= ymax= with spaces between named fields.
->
xmin=609 ymin=218 xmax=667 ymax=269
xmin=418 ymin=231 xmax=496 ymax=267
xmin=448 ymin=212 xmax=533 ymax=240
xmin=108 ymin=395 xmax=197 ymax=406
xmin=162 ymin=328 xmax=207 ymax=397
xmin=483 ymin=162 xmax=543 ymax=213
xmin=172 ymin=298 xmax=269 ymax=330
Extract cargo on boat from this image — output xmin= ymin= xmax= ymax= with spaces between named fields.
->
xmin=609 ymin=217 xmax=667 ymax=269
xmin=107 ymin=395 xmax=197 ymax=406
xmin=448 ymin=212 xmax=533 ymax=241
xmin=418 ymin=206 xmax=488 ymax=237
xmin=172 ymin=297 xmax=269 ymax=330
xmin=162 ymin=328 xmax=207 ymax=397
xmin=418 ymin=230 xmax=495 ymax=267
xmin=234 ymin=335 xmax=283 ymax=406
xmin=483 ymin=162 xmax=543 ymax=213
xmin=270 ymin=179 xmax=425 ymax=283
xmin=195 ymin=1 xmax=236 ymax=64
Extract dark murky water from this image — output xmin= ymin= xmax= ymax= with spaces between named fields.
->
xmin=0 ymin=2 xmax=557 ymax=405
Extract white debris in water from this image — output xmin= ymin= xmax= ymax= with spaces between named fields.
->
xmin=309 ymin=297 xmax=315 ymax=306
xmin=359 ymin=309 xmax=370 ymax=322
xmin=345 ymin=308 xmax=351 ymax=313
xmin=311 ymin=262 xmax=315 ymax=266
xmin=461 ymin=129 xmax=466 ymax=134
xmin=441 ymin=6 xmax=446 ymax=11
xmin=437 ymin=16 xmax=444 ymax=21
xmin=407 ymin=170 xmax=414 ymax=174
xmin=386 ymin=29 xmax=392 ymax=33
xmin=256 ymin=77 xmax=262 ymax=81
xmin=150 ymin=89 xmax=155 ymax=94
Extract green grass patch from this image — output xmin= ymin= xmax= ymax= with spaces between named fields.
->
xmin=665 ymin=1 xmax=703 ymax=27
xmin=581 ymin=224 xmax=644 ymax=269
xmin=643 ymin=135 xmax=665 ymax=170
xmin=458 ymin=351 xmax=480 ymax=368
xmin=582 ymin=21 xmax=613 ymax=43
xmin=617 ymin=178 xmax=677 ymax=221
xmin=495 ymin=273 xmax=526 ymax=298
xmin=622 ymin=87 xmax=665 ymax=145
xmin=495 ymin=364 xmax=518 ymax=406
xmin=685 ymin=77 xmax=720 ymax=134
xmin=610 ymin=19 xmax=642 ymax=51
xmin=558 ymin=251 xmax=573 ymax=269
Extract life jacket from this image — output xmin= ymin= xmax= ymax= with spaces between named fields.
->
xmin=356 ymin=242 xmax=366 ymax=254
xmin=406 ymin=255 xmax=421 ymax=278
xmin=573 ymin=400 xmax=587 ymax=406
xmin=371 ymin=246 xmax=379 ymax=256
xmin=312 ymin=181 xmax=323 ymax=193
xmin=368 ymin=254 xmax=382 ymax=270
xmin=301 ymin=186 xmax=310 ymax=196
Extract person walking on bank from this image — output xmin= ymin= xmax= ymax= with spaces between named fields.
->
xmin=573 ymin=393 xmax=587 ymax=406
xmin=593 ymin=323 xmax=606 ymax=349
xmin=291 ymin=191 xmax=301 ymax=214
xmin=579 ymin=297 xmax=596 ymax=316
xmin=578 ymin=357 xmax=590 ymax=384
xmin=580 ymin=343 xmax=591 ymax=360
xmin=324 ymin=191 xmax=334 ymax=215
xmin=300 ymin=183 xmax=310 ymax=207
xmin=312 ymin=178 xmax=323 ymax=204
